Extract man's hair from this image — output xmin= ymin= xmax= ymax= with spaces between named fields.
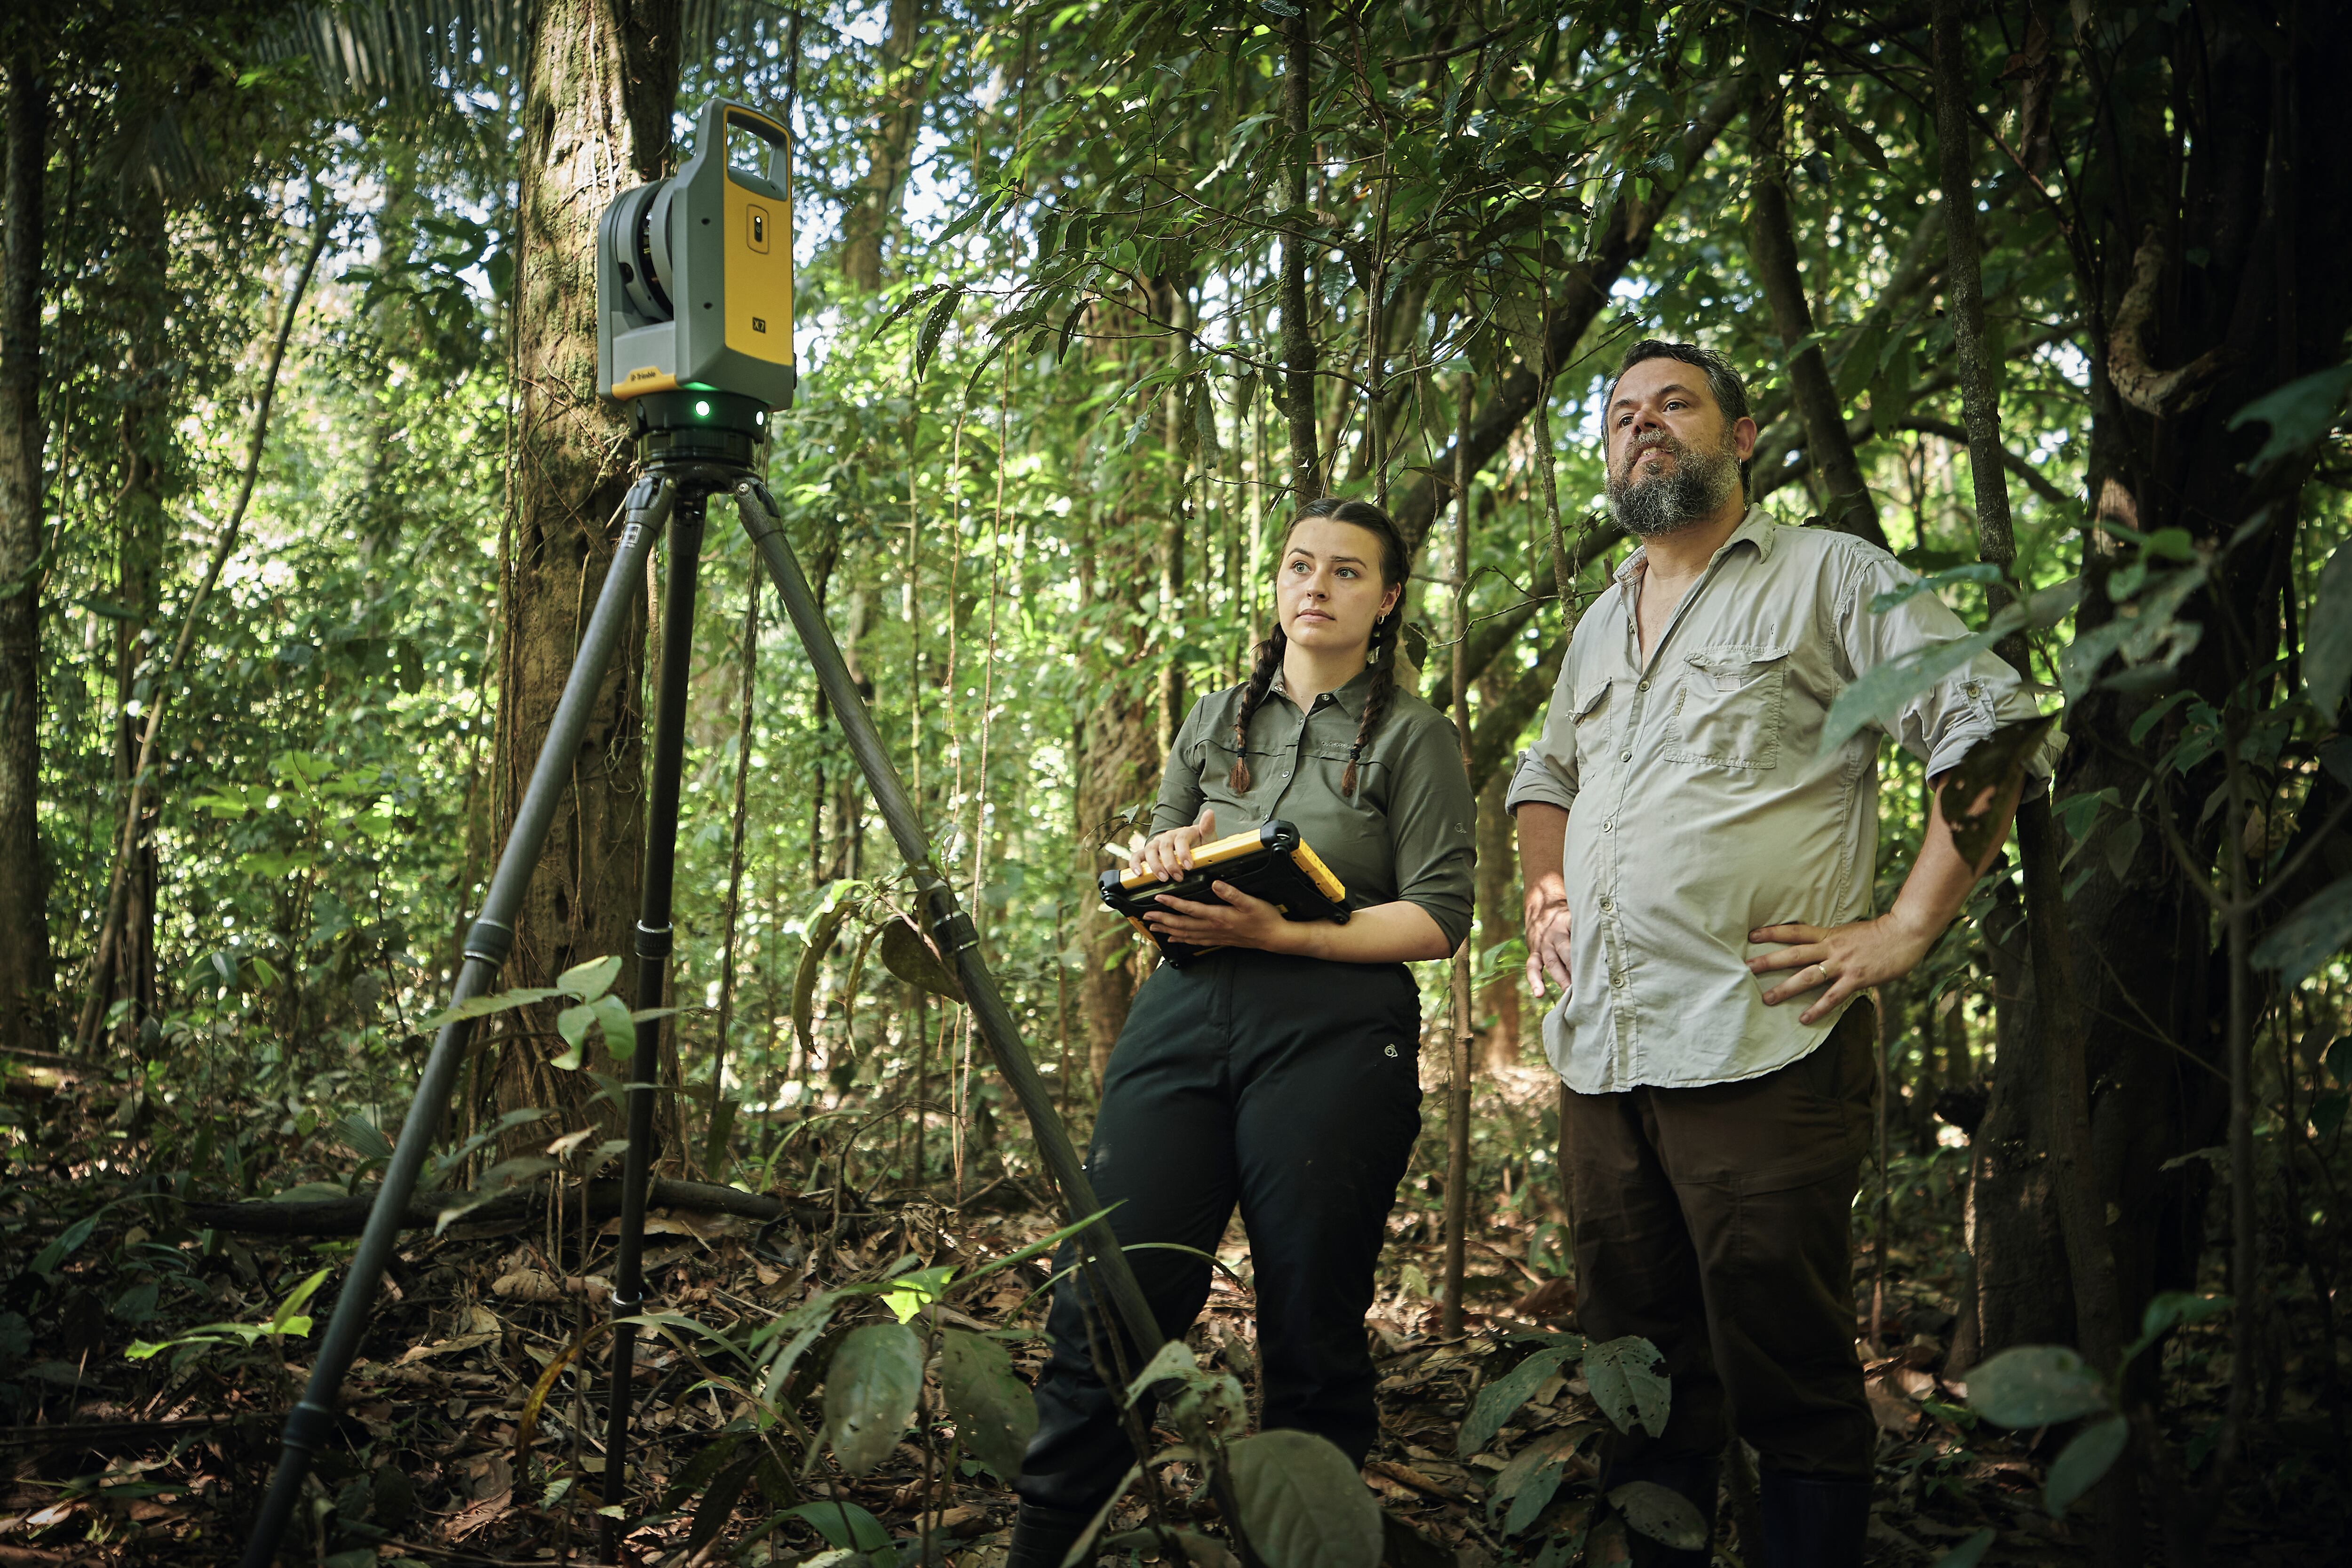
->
xmin=1607 ymin=338 xmax=1752 ymax=493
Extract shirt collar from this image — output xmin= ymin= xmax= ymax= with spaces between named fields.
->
xmin=1269 ymin=663 xmax=1374 ymax=717
xmin=1613 ymin=504 xmax=1780 ymax=586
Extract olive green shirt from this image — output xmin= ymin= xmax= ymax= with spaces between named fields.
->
xmin=1150 ymin=667 xmax=1478 ymax=952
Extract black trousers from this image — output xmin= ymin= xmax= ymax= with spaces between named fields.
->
xmin=1012 ymin=948 xmax=1424 ymax=1512
xmin=1562 ymin=1001 xmax=1880 ymax=1480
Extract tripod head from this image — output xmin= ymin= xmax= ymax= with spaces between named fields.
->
xmin=629 ymin=387 xmax=769 ymax=490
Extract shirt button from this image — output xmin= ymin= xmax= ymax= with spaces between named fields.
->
xmin=1600 ymin=897 xmax=1613 ymax=911
xmin=1602 ymin=820 xmax=1614 ymax=832
xmin=1620 ymin=751 xmax=1631 ymax=763
xmin=1638 ymin=680 xmax=1650 ymax=691
xmin=1611 ymin=971 xmax=1626 ymax=988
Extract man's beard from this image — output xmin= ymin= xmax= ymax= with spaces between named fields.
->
xmin=1608 ymin=432 xmax=1742 ymax=537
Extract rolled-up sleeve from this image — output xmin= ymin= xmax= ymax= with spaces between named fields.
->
xmin=1836 ymin=551 xmax=2051 ymax=781
xmin=1504 ymin=652 xmax=1583 ymax=816
xmin=1147 ymin=698 xmax=1214 ymax=835
xmin=1387 ymin=712 xmax=1478 ymax=952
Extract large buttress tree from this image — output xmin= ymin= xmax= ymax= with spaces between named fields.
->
xmin=488 ymin=0 xmax=679 ymax=1127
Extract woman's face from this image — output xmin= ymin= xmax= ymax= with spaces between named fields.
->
xmin=1277 ymin=517 xmax=1400 ymax=656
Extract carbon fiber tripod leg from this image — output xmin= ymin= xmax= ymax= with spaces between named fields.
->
xmin=238 ymin=477 xmax=675 ymax=1568
xmin=598 ymin=485 xmax=707 ymax=1561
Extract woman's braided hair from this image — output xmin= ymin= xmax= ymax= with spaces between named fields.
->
xmin=1225 ymin=496 xmax=1410 ymax=798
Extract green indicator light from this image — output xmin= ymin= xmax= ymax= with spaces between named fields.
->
xmin=695 ymin=400 xmax=711 ymax=417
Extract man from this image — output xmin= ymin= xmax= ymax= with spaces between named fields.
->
xmin=1508 ymin=341 xmax=2043 ymax=1567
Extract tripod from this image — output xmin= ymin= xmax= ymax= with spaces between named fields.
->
xmin=241 ymin=391 xmax=1167 ymax=1565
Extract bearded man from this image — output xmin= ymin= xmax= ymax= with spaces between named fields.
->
xmin=1508 ymin=341 xmax=2046 ymax=1567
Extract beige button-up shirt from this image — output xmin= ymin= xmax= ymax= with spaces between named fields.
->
xmin=1505 ymin=508 xmax=2043 ymax=1093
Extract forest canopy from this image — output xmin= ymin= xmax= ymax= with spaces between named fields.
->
xmin=1 ymin=1 xmax=2348 ymax=1564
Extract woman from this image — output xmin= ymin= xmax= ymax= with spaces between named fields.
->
xmin=1009 ymin=497 xmax=1476 ymax=1562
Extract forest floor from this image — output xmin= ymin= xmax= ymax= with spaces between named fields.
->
xmin=0 ymin=1051 xmax=2341 ymax=1567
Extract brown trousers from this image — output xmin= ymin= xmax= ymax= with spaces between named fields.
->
xmin=1563 ymin=1001 xmax=1878 ymax=1480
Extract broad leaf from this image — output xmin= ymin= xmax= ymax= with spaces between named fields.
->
xmin=557 ymin=954 xmax=623 ymax=999
xmin=794 ymin=900 xmax=853 ymax=1068
xmin=1584 ymin=1335 xmax=1671 ymax=1437
xmin=1931 ymin=1528 xmax=1996 ymax=1567
xmin=1964 ymin=1345 xmax=2109 ymax=1428
xmin=780 ymin=1499 xmax=891 ymax=1553
xmin=2043 ymin=1412 xmax=2129 ymax=1515
xmin=823 ymin=1322 xmax=923 ymax=1476
xmin=938 ymin=1328 xmax=1037 ymax=1480
xmin=878 ymin=916 xmax=966 ymax=1002
xmin=1226 ymin=1429 xmax=1383 ymax=1568
xmin=1935 ymin=714 xmax=2056 ymax=866
xmin=1490 ymin=1428 xmax=1585 ymax=1535
xmin=1607 ymin=1480 xmax=1707 ymax=1551
xmin=1819 ymin=620 xmax=2012 ymax=759
xmin=2305 ymin=542 xmax=2352 ymax=720
xmin=2251 ymin=874 xmax=2352 ymax=988
xmin=1458 ymin=1345 xmax=1576 ymax=1457
xmin=2226 ymin=363 xmax=2352 ymax=474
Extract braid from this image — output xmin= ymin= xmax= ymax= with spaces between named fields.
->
xmin=1341 ymin=611 xmax=1402 ymax=797
xmin=1225 ymin=626 xmax=1287 ymax=792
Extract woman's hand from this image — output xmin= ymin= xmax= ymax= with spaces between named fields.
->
xmin=1747 ymin=913 xmax=1938 ymax=1025
xmin=1143 ymin=880 xmax=1295 ymax=954
xmin=1136 ymin=806 xmax=1217 ymax=885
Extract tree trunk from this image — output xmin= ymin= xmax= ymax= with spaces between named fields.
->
xmin=0 ymin=52 xmax=51 ymax=1051
xmin=489 ymin=0 xmax=680 ymax=1135
xmin=1748 ymin=78 xmax=1888 ymax=550
xmin=1278 ymin=2 xmax=1318 ymax=497
xmin=107 ymin=183 xmax=169 ymax=1049
xmin=839 ymin=0 xmax=924 ymax=292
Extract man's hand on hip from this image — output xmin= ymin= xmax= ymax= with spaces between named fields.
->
xmin=1524 ymin=889 xmax=1573 ymax=997
xmin=1748 ymin=912 xmax=1938 ymax=1026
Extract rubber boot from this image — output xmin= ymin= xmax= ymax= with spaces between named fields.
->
xmin=1006 ymin=1501 xmax=1098 ymax=1568
xmin=1758 ymin=1472 xmax=1870 ymax=1568
xmin=1602 ymin=1453 xmax=1718 ymax=1568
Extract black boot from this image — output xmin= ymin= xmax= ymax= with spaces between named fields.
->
xmin=1758 ymin=1472 xmax=1870 ymax=1568
xmin=1602 ymin=1453 xmax=1718 ymax=1568
xmin=1006 ymin=1501 xmax=1099 ymax=1568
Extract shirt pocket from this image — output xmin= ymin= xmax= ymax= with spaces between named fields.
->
xmin=1665 ymin=644 xmax=1789 ymax=770
xmin=1566 ymin=679 xmax=1613 ymax=774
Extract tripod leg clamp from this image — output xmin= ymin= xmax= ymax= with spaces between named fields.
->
xmin=634 ymin=922 xmax=673 ymax=959
xmin=279 ymin=1398 xmax=337 ymax=1458
xmin=461 ymin=919 xmax=514 ymax=967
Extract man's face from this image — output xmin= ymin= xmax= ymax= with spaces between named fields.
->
xmin=1605 ymin=358 xmax=1757 ymax=538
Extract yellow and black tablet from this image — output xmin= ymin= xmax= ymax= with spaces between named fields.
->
xmin=1098 ymin=818 xmax=1350 ymax=967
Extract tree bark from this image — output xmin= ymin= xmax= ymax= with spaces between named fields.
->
xmin=1748 ymin=77 xmax=1888 ymax=550
xmin=839 ymin=0 xmax=925 ymax=292
xmin=1278 ymin=1 xmax=1319 ymax=497
xmin=0 ymin=52 xmax=52 ymax=1050
xmin=490 ymin=0 xmax=679 ymax=1135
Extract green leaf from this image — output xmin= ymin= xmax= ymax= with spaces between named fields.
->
xmin=557 ymin=955 xmax=623 ymax=999
xmin=1818 ymin=620 xmax=2011 ymax=759
xmin=1226 ymin=1429 xmax=1384 ymax=1568
xmin=1123 ymin=1339 xmax=1205 ymax=1405
xmin=1931 ymin=1528 xmax=1996 ymax=1567
xmin=1584 ymin=1335 xmax=1671 ymax=1438
xmin=334 ymin=1114 xmax=392 ymax=1162
xmin=419 ymin=985 xmax=568 ymax=1032
xmin=877 ymin=917 xmax=966 ymax=1002
xmin=593 ymin=994 xmax=637 ymax=1059
xmin=269 ymin=1268 xmax=333 ymax=1333
xmin=938 ymin=1328 xmax=1038 ymax=1480
xmin=1458 ymin=1345 xmax=1576 ymax=1456
xmin=31 ymin=1214 xmax=99 ymax=1279
xmin=1964 ymin=1345 xmax=2109 ymax=1428
xmin=779 ymin=1499 xmax=892 ymax=1553
xmin=1490 ymin=1428 xmax=1584 ymax=1534
xmin=2044 ymin=1411 xmax=2129 ymax=1514
xmin=1868 ymin=562 xmax=2004 ymax=613
xmin=915 ymin=287 xmax=965 ymax=381
xmin=881 ymin=1264 xmax=955 ymax=1323
xmin=1607 ymin=1480 xmax=1708 ymax=1551
xmin=2251 ymin=874 xmax=2352 ymax=988
xmin=2304 ymin=542 xmax=2352 ymax=720
xmin=2124 ymin=1291 xmax=2232 ymax=1364
xmin=823 ymin=1322 xmax=923 ymax=1476
xmin=794 ymin=900 xmax=853 ymax=1069
xmin=2225 ymin=362 xmax=2352 ymax=474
